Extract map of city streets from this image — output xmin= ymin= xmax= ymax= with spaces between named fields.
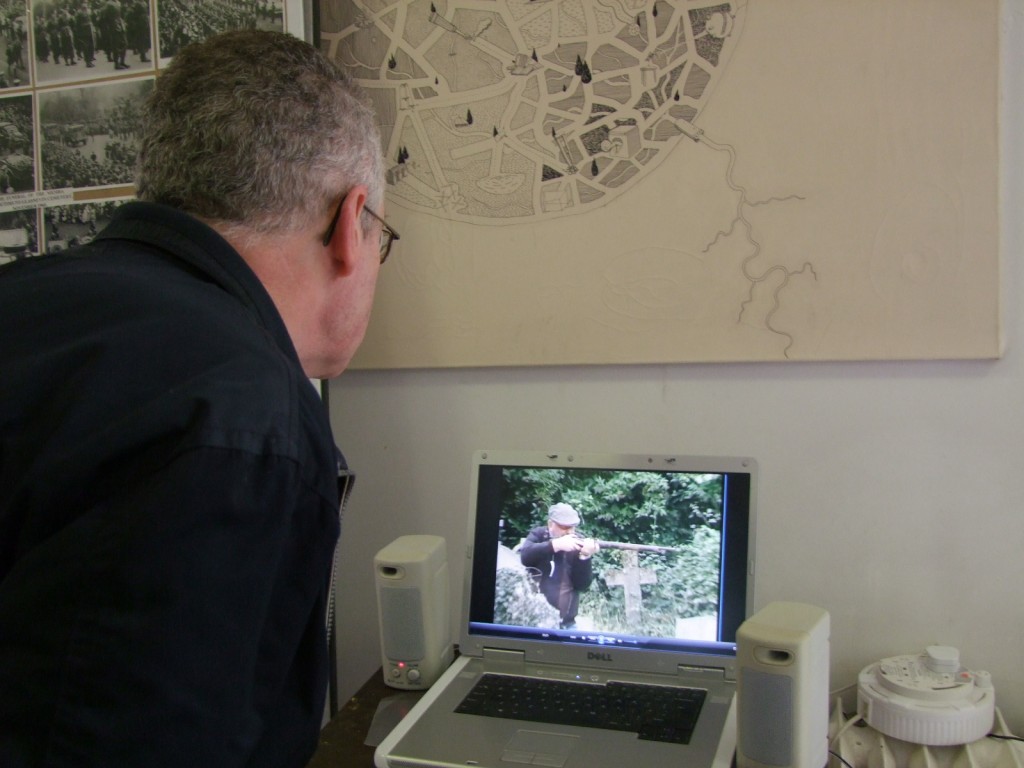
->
xmin=322 ymin=1 xmax=742 ymax=223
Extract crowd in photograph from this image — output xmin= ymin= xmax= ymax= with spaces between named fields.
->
xmin=0 ymin=2 xmax=27 ymax=86
xmin=158 ymin=0 xmax=283 ymax=58
xmin=42 ymin=136 xmax=136 ymax=188
xmin=45 ymin=199 xmax=122 ymax=248
xmin=41 ymin=91 xmax=146 ymax=189
xmin=34 ymin=0 xmax=150 ymax=71
xmin=0 ymin=209 xmax=37 ymax=263
xmin=0 ymin=97 xmax=34 ymax=192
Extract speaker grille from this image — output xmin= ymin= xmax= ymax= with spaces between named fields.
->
xmin=740 ymin=667 xmax=793 ymax=766
xmin=379 ymin=587 xmax=425 ymax=660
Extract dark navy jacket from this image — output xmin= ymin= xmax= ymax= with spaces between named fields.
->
xmin=0 ymin=202 xmax=343 ymax=767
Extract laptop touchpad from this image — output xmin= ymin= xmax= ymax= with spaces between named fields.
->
xmin=502 ymin=730 xmax=579 ymax=767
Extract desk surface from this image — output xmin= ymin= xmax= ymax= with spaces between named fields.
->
xmin=307 ymin=669 xmax=422 ymax=767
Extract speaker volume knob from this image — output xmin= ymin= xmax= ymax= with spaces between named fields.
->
xmin=407 ymin=668 xmax=421 ymax=682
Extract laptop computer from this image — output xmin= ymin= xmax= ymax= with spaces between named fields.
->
xmin=375 ymin=450 xmax=757 ymax=768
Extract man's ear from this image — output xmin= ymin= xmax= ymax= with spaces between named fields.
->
xmin=328 ymin=185 xmax=370 ymax=277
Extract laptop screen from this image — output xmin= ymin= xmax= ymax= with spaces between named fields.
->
xmin=462 ymin=452 xmax=756 ymax=671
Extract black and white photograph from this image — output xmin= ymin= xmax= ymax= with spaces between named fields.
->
xmin=43 ymin=196 xmax=124 ymax=250
xmin=0 ymin=93 xmax=35 ymax=193
xmin=0 ymin=207 xmax=38 ymax=263
xmin=32 ymin=0 xmax=154 ymax=84
xmin=155 ymin=0 xmax=284 ymax=61
xmin=0 ymin=0 xmax=300 ymax=238
xmin=0 ymin=1 xmax=28 ymax=89
xmin=39 ymin=76 xmax=152 ymax=190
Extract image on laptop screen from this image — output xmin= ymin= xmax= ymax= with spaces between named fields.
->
xmin=464 ymin=452 xmax=756 ymax=664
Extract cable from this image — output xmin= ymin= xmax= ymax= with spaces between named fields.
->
xmin=830 ymin=712 xmax=865 ymax=746
xmin=829 ymin=682 xmax=857 ymax=699
xmin=828 ymin=749 xmax=857 ymax=768
xmin=827 ymin=711 xmax=866 ymax=768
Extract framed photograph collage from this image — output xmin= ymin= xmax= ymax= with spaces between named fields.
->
xmin=0 ymin=0 xmax=306 ymax=265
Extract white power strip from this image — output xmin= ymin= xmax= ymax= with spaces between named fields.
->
xmin=829 ymin=698 xmax=1023 ymax=768
xmin=857 ymin=647 xmax=996 ymax=746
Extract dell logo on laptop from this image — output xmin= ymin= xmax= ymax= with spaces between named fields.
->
xmin=587 ymin=651 xmax=613 ymax=662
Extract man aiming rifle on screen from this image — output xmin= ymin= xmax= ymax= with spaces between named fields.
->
xmin=518 ymin=503 xmax=601 ymax=630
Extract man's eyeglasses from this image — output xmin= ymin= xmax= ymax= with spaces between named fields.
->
xmin=322 ymin=196 xmax=400 ymax=264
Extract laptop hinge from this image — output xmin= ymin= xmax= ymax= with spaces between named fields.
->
xmin=679 ymin=664 xmax=729 ymax=682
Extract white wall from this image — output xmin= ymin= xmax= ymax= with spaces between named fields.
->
xmin=328 ymin=1 xmax=1024 ymax=732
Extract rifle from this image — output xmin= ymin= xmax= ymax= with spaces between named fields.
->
xmin=572 ymin=533 xmax=680 ymax=554
xmin=595 ymin=540 xmax=681 ymax=554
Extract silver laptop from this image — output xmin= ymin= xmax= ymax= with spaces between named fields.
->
xmin=375 ymin=451 xmax=757 ymax=768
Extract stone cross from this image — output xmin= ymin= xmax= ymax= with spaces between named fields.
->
xmin=604 ymin=550 xmax=657 ymax=625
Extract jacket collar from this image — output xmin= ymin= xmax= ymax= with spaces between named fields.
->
xmin=95 ymin=201 xmax=300 ymax=366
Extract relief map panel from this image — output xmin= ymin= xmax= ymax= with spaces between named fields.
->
xmin=321 ymin=1 xmax=1001 ymax=369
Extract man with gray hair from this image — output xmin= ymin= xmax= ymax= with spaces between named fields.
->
xmin=519 ymin=503 xmax=601 ymax=629
xmin=0 ymin=29 xmax=395 ymax=767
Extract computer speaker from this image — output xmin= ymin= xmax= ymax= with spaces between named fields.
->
xmin=374 ymin=535 xmax=454 ymax=690
xmin=736 ymin=601 xmax=831 ymax=768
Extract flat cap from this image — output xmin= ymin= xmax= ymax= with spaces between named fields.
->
xmin=547 ymin=503 xmax=581 ymax=526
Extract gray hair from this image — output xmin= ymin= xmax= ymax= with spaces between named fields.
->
xmin=135 ymin=29 xmax=384 ymax=237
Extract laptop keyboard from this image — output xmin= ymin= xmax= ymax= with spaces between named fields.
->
xmin=454 ymin=673 xmax=706 ymax=744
